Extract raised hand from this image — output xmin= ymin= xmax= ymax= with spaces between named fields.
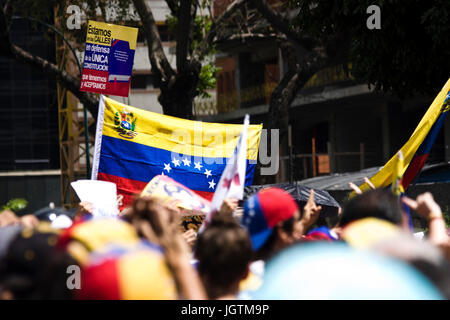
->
xmin=116 ymin=194 xmax=124 ymax=208
xmin=131 ymin=197 xmax=206 ymax=299
xmin=402 ymin=193 xmax=450 ymax=260
xmin=74 ymin=201 xmax=94 ymax=219
xmin=182 ymin=229 xmax=197 ymax=248
xmin=0 ymin=210 xmax=20 ymax=227
xmin=364 ymin=177 xmax=376 ymax=190
xmin=219 ymin=198 xmax=238 ymax=215
xmin=401 ymin=192 xmax=443 ymax=221
xmin=349 ymin=182 xmax=362 ymax=195
xmin=295 ymin=189 xmax=322 ymax=238
xmin=20 ymin=214 xmax=40 ymax=229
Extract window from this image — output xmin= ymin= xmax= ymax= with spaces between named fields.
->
xmin=130 ymin=74 xmax=160 ymax=90
xmin=0 ymin=19 xmax=59 ymax=171
xmin=157 ymin=25 xmax=174 ymax=42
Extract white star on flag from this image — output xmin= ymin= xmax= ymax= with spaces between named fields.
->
xmin=208 ymin=180 xmax=216 ymax=189
xmin=182 ymin=158 xmax=191 ymax=166
xmin=163 ymin=163 xmax=171 ymax=173
xmin=194 ymin=162 xmax=203 ymax=170
xmin=172 ymin=158 xmax=180 ymax=167
xmin=204 ymin=169 xmax=212 ymax=178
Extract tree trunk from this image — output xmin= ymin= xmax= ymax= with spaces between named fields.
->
xmin=260 ymin=42 xmax=327 ymax=184
xmin=158 ymin=60 xmax=201 ymax=119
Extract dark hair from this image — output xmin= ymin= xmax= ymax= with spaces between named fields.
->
xmin=410 ymin=258 xmax=450 ymax=299
xmin=0 ymin=232 xmax=79 ymax=300
xmin=254 ymin=216 xmax=296 ymax=261
xmin=195 ymin=213 xmax=252 ymax=299
xmin=339 ymin=189 xmax=403 ymax=227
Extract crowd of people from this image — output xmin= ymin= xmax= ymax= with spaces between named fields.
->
xmin=0 ymin=179 xmax=450 ymax=300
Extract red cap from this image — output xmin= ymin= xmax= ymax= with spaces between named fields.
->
xmin=257 ymin=188 xmax=299 ymax=228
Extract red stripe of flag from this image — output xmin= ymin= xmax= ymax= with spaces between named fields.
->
xmin=98 ymin=172 xmax=213 ymax=209
xmin=402 ymin=154 xmax=429 ymax=188
xmin=98 ymin=172 xmax=147 ymax=211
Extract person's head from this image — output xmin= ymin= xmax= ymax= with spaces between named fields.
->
xmin=77 ymin=249 xmax=177 ymax=300
xmin=0 ymin=229 xmax=78 ymax=300
xmin=242 ymin=187 xmax=300 ymax=261
xmin=57 ymin=217 xmax=141 ymax=266
xmin=195 ymin=213 xmax=252 ymax=299
xmin=373 ymin=234 xmax=450 ymax=299
xmin=340 ymin=189 xmax=403 ymax=228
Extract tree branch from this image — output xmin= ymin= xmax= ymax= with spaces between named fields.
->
xmin=198 ymin=0 xmax=246 ymax=58
xmin=132 ymin=0 xmax=174 ymax=82
xmin=9 ymin=44 xmax=99 ymax=119
xmin=250 ymin=0 xmax=318 ymax=50
xmin=216 ymin=32 xmax=287 ymax=44
xmin=165 ymin=0 xmax=179 ymax=16
xmin=267 ymin=41 xmax=328 ymax=131
xmin=0 ymin=2 xmax=11 ymax=56
xmin=176 ymin=0 xmax=192 ymax=73
xmin=0 ymin=6 xmax=98 ymax=118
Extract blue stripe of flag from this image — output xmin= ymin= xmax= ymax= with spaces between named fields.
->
xmin=415 ymin=111 xmax=449 ymax=155
xmin=98 ymin=135 xmax=256 ymax=192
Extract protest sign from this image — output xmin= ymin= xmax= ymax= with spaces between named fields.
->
xmin=80 ymin=20 xmax=138 ymax=97
xmin=71 ymin=180 xmax=119 ymax=217
xmin=141 ymin=175 xmax=211 ymax=216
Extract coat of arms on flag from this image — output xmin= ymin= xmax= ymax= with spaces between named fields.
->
xmin=114 ymin=108 xmax=137 ymax=139
xmin=91 ymin=95 xmax=263 ymax=210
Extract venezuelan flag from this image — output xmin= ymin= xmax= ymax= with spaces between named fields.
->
xmin=91 ymin=95 xmax=262 ymax=208
xmin=354 ymin=78 xmax=450 ymax=196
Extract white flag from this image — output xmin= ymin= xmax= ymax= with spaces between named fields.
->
xmin=207 ymin=114 xmax=250 ymax=223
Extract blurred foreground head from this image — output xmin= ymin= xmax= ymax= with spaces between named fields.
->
xmin=195 ymin=213 xmax=252 ymax=299
xmin=58 ymin=218 xmax=141 ymax=265
xmin=253 ymin=243 xmax=444 ymax=299
xmin=373 ymin=234 xmax=450 ymax=299
xmin=0 ymin=228 xmax=78 ymax=300
xmin=242 ymin=187 xmax=299 ymax=261
xmin=340 ymin=189 xmax=403 ymax=227
xmin=57 ymin=197 xmax=181 ymax=300
xmin=77 ymin=248 xmax=177 ymax=300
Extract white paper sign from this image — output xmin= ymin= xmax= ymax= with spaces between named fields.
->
xmin=71 ymin=180 xmax=119 ymax=218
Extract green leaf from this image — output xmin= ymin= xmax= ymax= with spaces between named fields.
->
xmin=3 ymin=198 xmax=28 ymax=213
xmin=197 ymin=63 xmax=221 ymax=98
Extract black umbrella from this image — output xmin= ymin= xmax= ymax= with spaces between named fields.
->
xmin=244 ymin=182 xmax=341 ymax=227
xmin=33 ymin=205 xmax=76 ymax=222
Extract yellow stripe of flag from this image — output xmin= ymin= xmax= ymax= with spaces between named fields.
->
xmin=101 ymin=96 xmax=263 ymax=160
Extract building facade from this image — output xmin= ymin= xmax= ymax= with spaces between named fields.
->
xmin=198 ymin=1 xmax=450 ymax=184
xmin=0 ymin=17 xmax=61 ymax=212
